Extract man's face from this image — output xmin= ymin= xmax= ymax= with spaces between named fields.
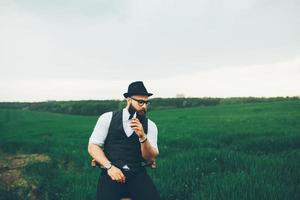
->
xmin=129 ymin=95 xmax=149 ymax=116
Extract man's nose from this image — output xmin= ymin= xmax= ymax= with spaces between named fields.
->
xmin=142 ymin=103 xmax=147 ymax=108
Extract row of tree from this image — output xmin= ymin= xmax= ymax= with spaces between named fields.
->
xmin=0 ymin=96 xmax=299 ymax=116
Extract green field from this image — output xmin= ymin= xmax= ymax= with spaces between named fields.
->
xmin=0 ymin=100 xmax=300 ymax=200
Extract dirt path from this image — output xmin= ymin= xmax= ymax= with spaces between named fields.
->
xmin=0 ymin=152 xmax=50 ymax=200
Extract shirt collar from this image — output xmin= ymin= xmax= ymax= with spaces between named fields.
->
xmin=123 ymin=108 xmax=130 ymax=121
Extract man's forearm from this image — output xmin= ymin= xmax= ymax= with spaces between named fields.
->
xmin=88 ymin=143 xmax=110 ymax=166
xmin=140 ymin=139 xmax=159 ymax=162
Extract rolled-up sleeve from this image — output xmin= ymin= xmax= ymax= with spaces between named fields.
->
xmin=88 ymin=112 xmax=113 ymax=147
xmin=147 ymin=119 xmax=159 ymax=153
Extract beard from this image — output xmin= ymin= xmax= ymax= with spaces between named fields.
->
xmin=128 ymin=104 xmax=147 ymax=119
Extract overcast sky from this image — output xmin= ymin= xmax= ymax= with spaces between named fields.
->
xmin=0 ymin=0 xmax=299 ymax=102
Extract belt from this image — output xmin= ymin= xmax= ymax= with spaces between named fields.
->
xmin=122 ymin=160 xmax=155 ymax=171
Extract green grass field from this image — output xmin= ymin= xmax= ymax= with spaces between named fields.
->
xmin=0 ymin=100 xmax=300 ymax=200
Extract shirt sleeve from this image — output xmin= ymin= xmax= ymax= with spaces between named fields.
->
xmin=88 ymin=111 xmax=113 ymax=147
xmin=147 ymin=119 xmax=159 ymax=153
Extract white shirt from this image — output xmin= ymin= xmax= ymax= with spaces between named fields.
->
xmin=89 ymin=108 xmax=159 ymax=152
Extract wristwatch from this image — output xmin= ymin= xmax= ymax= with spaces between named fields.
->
xmin=103 ymin=161 xmax=112 ymax=170
xmin=139 ymin=135 xmax=148 ymax=143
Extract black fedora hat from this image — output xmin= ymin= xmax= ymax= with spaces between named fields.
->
xmin=123 ymin=81 xmax=153 ymax=98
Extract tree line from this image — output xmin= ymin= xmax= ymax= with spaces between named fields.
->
xmin=0 ymin=96 xmax=299 ymax=116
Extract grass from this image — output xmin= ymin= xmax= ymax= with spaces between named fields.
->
xmin=0 ymin=100 xmax=299 ymax=199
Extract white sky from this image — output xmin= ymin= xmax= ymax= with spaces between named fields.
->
xmin=0 ymin=0 xmax=299 ymax=101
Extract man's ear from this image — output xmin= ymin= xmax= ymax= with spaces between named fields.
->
xmin=126 ymin=97 xmax=131 ymax=105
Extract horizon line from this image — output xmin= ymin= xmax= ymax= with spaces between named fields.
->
xmin=0 ymin=95 xmax=299 ymax=103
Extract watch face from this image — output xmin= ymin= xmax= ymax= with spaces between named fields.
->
xmin=104 ymin=162 xmax=111 ymax=169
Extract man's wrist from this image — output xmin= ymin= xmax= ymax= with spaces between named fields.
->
xmin=139 ymin=135 xmax=147 ymax=143
xmin=103 ymin=161 xmax=112 ymax=170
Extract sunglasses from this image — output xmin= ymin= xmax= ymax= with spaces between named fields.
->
xmin=130 ymin=97 xmax=150 ymax=106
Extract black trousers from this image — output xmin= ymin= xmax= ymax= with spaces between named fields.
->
xmin=96 ymin=167 xmax=160 ymax=200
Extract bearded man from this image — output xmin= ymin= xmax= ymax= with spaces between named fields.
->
xmin=88 ymin=81 xmax=160 ymax=200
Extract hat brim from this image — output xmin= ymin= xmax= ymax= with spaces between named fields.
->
xmin=123 ymin=92 xmax=153 ymax=98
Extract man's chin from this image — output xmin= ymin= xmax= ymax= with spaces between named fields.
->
xmin=138 ymin=110 xmax=146 ymax=116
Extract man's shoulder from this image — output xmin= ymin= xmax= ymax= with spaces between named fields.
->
xmin=147 ymin=118 xmax=157 ymax=128
xmin=99 ymin=109 xmax=124 ymax=119
xmin=98 ymin=111 xmax=113 ymax=121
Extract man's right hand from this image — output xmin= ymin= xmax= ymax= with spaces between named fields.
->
xmin=107 ymin=165 xmax=126 ymax=183
xmin=150 ymin=160 xmax=157 ymax=168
